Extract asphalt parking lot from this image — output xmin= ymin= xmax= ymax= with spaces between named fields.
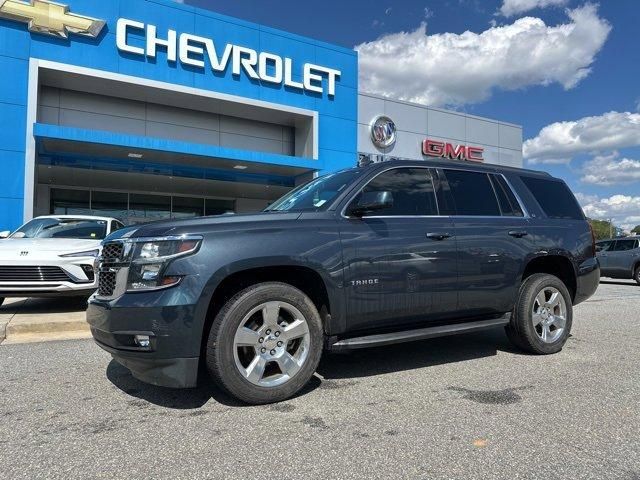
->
xmin=0 ymin=280 xmax=638 ymax=479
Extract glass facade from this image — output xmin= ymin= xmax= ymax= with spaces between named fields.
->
xmin=50 ymin=188 xmax=235 ymax=224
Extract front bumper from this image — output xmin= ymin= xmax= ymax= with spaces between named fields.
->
xmin=87 ymin=293 xmax=202 ymax=388
xmin=0 ymin=257 xmax=97 ymax=297
xmin=93 ymin=336 xmax=199 ymax=388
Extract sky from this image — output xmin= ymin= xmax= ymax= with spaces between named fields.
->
xmin=179 ymin=0 xmax=640 ymax=231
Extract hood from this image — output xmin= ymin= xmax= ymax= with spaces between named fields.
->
xmin=105 ymin=212 xmax=303 ymax=241
xmin=0 ymin=237 xmax=101 ymax=259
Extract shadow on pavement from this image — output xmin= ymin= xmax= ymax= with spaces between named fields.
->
xmin=318 ymin=326 xmax=516 ymax=380
xmin=106 ymin=326 xmax=515 ymax=409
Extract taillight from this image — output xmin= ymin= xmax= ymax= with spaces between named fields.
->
xmin=588 ymin=223 xmax=596 ymax=257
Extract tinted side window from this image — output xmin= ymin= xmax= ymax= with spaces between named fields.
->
xmin=111 ymin=221 xmax=125 ymax=232
xmin=353 ymin=168 xmax=438 ymax=216
xmin=596 ymin=241 xmax=613 ymax=252
xmin=443 ymin=170 xmax=501 ymax=216
xmin=612 ymin=240 xmax=637 ymax=251
xmin=490 ymin=175 xmax=524 ymax=217
xmin=520 ymin=177 xmax=583 ymax=220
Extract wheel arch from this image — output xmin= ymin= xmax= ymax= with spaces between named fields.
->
xmin=521 ymin=254 xmax=577 ymax=302
xmin=197 ymin=259 xmax=341 ymax=360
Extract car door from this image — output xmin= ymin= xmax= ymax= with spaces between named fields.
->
xmin=339 ymin=167 xmax=458 ymax=332
xmin=438 ymin=168 xmax=533 ymax=316
xmin=596 ymin=240 xmax=613 ymax=272
xmin=606 ymin=239 xmax=639 ymax=277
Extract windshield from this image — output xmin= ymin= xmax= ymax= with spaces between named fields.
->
xmin=11 ymin=218 xmax=108 ymax=240
xmin=265 ymin=169 xmax=361 ymax=212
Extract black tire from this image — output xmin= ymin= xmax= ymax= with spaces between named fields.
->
xmin=0 ymin=297 xmax=4 ymax=307
xmin=206 ymin=282 xmax=323 ymax=404
xmin=634 ymin=265 xmax=640 ymax=285
xmin=505 ymin=273 xmax=573 ymax=355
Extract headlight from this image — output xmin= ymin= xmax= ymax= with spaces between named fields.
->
xmin=126 ymin=237 xmax=201 ymax=292
xmin=60 ymin=249 xmax=100 ymax=258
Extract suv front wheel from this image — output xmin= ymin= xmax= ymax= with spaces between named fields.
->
xmin=506 ymin=273 xmax=573 ymax=354
xmin=634 ymin=265 xmax=640 ymax=285
xmin=206 ymin=282 xmax=323 ymax=404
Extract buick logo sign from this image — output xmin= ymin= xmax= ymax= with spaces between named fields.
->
xmin=370 ymin=116 xmax=397 ymax=149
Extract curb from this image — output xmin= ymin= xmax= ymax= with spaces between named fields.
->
xmin=0 ymin=319 xmax=7 ymax=344
xmin=0 ymin=298 xmax=91 ymax=345
xmin=6 ymin=318 xmax=90 ymax=336
xmin=2 ymin=329 xmax=92 ymax=345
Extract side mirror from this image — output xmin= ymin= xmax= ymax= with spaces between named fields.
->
xmin=0 ymin=231 xmax=10 ymax=239
xmin=351 ymin=191 xmax=393 ymax=217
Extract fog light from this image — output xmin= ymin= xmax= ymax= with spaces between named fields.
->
xmin=134 ymin=335 xmax=150 ymax=348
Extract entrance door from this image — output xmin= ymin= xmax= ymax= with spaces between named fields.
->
xmin=339 ymin=167 xmax=458 ymax=332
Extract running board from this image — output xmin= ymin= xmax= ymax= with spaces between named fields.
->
xmin=329 ymin=315 xmax=510 ymax=351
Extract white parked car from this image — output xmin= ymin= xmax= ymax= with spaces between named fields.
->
xmin=0 ymin=215 xmax=125 ymax=306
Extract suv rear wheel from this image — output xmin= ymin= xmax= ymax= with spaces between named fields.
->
xmin=206 ymin=282 xmax=323 ymax=404
xmin=634 ymin=265 xmax=640 ymax=285
xmin=506 ymin=273 xmax=573 ymax=354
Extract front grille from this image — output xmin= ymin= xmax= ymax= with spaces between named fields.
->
xmin=97 ymin=242 xmax=129 ymax=297
xmin=97 ymin=269 xmax=117 ymax=297
xmin=0 ymin=266 xmax=73 ymax=282
xmin=102 ymin=242 xmax=124 ymax=261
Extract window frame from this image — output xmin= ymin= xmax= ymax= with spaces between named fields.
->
xmin=341 ymin=166 xmax=441 ymax=219
xmin=489 ymin=174 xmax=525 ymax=218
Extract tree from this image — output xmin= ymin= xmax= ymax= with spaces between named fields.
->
xmin=632 ymin=225 xmax=640 ymax=235
xmin=588 ymin=218 xmax=617 ymax=240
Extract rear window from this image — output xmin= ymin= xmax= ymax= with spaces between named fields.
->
xmin=520 ymin=177 xmax=584 ymax=220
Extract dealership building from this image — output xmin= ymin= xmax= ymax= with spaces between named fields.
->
xmin=0 ymin=0 xmax=522 ymax=229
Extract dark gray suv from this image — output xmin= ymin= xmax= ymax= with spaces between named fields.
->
xmin=596 ymin=237 xmax=640 ymax=284
xmin=88 ymin=160 xmax=600 ymax=404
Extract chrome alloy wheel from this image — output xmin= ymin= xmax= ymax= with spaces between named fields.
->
xmin=532 ymin=286 xmax=567 ymax=344
xmin=233 ymin=301 xmax=311 ymax=387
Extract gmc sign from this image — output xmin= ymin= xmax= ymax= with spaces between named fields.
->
xmin=422 ymin=139 xmax=484 ymax=162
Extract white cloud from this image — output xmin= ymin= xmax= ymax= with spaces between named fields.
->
xmin=524 ymin=111 xmax=640 ymax=164
xmin=576 ymin=192 xmax=640 ymax=230
xmin=581 ymin=152 xmax=640 ymax=186
xmin=498 ymin=0 xmax=569 ymax=17
xmin=356 ymin=4 xmax=610 ymax=107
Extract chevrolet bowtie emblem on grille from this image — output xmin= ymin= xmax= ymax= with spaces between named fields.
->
xmin=0 ymin=0 xmax=105 ymax=38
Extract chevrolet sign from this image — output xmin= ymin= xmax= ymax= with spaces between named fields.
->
xmin=0 ymin=0 xmax=105 ymax=38
xmin=116 ymin=18 xmax=342 ymax=97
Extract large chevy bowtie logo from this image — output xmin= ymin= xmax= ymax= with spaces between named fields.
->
xmin=0 ymin=0 xmax=105 ymax=38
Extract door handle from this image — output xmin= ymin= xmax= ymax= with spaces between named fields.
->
xmin=427 ymin=232 xmax=452 ymax=240
xmin=508 ymin=231 xmax=528 ymax=238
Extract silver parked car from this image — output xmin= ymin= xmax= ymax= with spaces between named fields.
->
xmin=596 ymin=236 xmax=640 ymax=284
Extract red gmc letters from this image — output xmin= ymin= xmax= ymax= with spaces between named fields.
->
xmin=422 ymin=139 xmax=484 ymax=162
